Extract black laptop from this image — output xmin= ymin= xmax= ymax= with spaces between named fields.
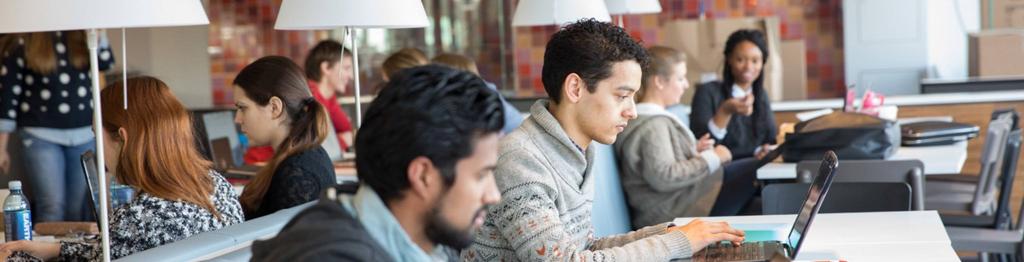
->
xmin=901 ymin=121 xmax=979 ymax=146
xmin=692 ymin=151 xmax=839 ymax=262
xmin=80 ymin=150 xmax=111 ymax=225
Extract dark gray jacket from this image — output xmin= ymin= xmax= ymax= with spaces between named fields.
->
xmin=250 ymin=184 xmax=394 ymax=262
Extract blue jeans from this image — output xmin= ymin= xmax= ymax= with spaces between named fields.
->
xmin=19 ymin=131 xmax=94 ymax=222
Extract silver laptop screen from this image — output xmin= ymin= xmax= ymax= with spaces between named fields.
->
xmin=787 ymin=153 xmax=837 ymax=254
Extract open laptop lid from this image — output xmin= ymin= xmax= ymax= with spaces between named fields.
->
xmin=785 ymin=150 xmax=839 ymax=259
xmin=80 ymin=150 xmax=103 ymax=228
xmin=209 ymin=137 xmax=234 ymax=172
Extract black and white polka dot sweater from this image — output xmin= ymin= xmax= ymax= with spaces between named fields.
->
xmin=0 ymin=32 xmax=114 ymax=131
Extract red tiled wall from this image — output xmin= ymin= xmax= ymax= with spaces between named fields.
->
xmin=207 ymin=0 xmax=330 ymax=106
xmin=512 ymin=0 xmax=846 ymax=99
xmin=208 ymin=0 xmax=845 ymax=101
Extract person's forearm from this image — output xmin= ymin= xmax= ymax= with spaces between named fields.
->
xmin=590 ymin=223 xmax=671 ymax=249
xmin=0 ymin=132 xmax=9 ymax=150
xmin=712 ymin=107 xmax=732 ymax=130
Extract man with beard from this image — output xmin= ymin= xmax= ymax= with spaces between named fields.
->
xmin=250 ymin=65 xmax=505 ymax=261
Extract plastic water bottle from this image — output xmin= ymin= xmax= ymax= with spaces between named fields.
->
xmin=110 ymin=182 xmax=134 ymax=209
xmin=4 ymin=181 xmax=31 ymax=241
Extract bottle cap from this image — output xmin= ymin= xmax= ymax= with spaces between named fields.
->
xmin=8 ymin=180 xmax=20 ymax=190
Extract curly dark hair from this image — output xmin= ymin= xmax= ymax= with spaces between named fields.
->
xmin=356 ymin=65 xmax=505 ymax=202
xmin=541 ymin=18 xmax=650 ymax=103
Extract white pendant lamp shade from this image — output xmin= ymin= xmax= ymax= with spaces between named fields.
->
xmin=275 ymin=0 xmax=430 ymax=29
xmin=604 ymin=0 xmax=662 ymax=15
xmin=513 ymin=0 xmax=613 ymax=27
xmin=0 ymin=0 xmax=208 ymax=33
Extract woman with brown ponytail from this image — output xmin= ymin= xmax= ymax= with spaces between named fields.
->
xmin=233 ymin=56 xmax=335 ymax=219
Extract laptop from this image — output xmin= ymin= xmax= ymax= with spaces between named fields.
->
xmin=196 ymin=109 xmax=347 ymax=169
xmin=693 ymin=150 xmax=839 ymax=262
xmin=80 ymin=150 xmax=134 ymax=224
xmin=901 ymin=121 xmax=980 ymax=146
xmin=209 ymin=137 xmax=263 ymax=178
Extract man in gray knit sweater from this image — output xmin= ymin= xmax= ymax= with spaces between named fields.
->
xmin=461 ymin=19 xmax=745 ymax=261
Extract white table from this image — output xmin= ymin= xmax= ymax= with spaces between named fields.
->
xmin=758 ymin=139 xmax=969 ymax=180
xmin=674 ymin=211 xmax=958 ymax=261
xmin=760 ymin=115 xmax=969 ymax=181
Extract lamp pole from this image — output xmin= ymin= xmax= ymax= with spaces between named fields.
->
xmin=86 ymin=28 xmax=112 ymax=262
xmin=347 ymin=27 xmax=362 ymax=128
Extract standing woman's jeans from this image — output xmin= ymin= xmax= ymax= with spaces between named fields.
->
xmin=19 ymin=131 xmax=95 ymax=222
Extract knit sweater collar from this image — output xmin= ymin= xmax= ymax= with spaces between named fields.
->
xmin=529 ymin=99 xmax=591 ymax=164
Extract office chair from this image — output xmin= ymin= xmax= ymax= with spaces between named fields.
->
xmin=762 ymin=182 xmax=912 ymax=215
xmin=796 ymin=159 xmax=924 ymax=210
xmin=928 ymin=110 xmax=1020 ymax=229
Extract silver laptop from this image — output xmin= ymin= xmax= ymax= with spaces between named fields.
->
xmin=80 ymin=150 xmax=134 ymax=223
xmin=693 ymin=151 xmax=839 ymax=262
xmin=210 ymin=137 xmax=262 ymax=178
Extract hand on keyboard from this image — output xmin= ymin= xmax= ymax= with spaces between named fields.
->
xmin=668 ymin=219 xmax=746 ymax=252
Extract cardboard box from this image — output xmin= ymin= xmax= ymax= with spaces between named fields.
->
xmin=780 ymin=40 xmax=807 ymax=100
xmin=982 ymin=0 xmax=1024 ymax=29
xmin=968 ymin=29 xmax=1024 ymax=77
xmin=661 ymin=17 xmax=785 ymax=103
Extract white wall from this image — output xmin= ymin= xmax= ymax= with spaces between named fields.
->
xmin=107 ymin=26 xmax=212 ymax=108
xmin=844 ymin=0 xmax=928 ymax=96
xmin=926 ymin=0 xmax=980 ymax=79
xmin=844 ymin=0 xmax=979 ymax=96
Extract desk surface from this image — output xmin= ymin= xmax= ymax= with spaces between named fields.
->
xmin=674 ymin=211 xmax=956 ymax=261
xmin=758 ymin=140 xmax=968 ymax=180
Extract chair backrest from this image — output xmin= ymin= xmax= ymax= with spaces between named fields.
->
xmin=762 ymin=182 xmax=912 ymax=215
xmin=972 ymin=115 xmax=1014 ymax=215
xmin=590 ymin=143 xmax=631 ymax=237
xmin=996 ymin=129 xmax=1022 ymax=230
xmin=796 ymin=159 xmax=924 ymax=210
xmin=320 ymin=116 xmax=344 ymax=161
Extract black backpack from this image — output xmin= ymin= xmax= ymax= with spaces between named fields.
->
xmin=781 ymin=112 xmax=901 ymax=162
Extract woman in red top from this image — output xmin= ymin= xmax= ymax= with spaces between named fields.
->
xmin=245 ymin=40 xmax=354 ymax=163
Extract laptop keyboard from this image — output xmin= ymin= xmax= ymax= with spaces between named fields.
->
xmin=693 ymin=241 xmax=769 ymax=262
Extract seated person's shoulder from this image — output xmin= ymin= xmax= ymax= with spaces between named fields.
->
xmin=251 ymin=197 xmax=393 ymax=262
xmin=498 ymin=125 xmax=533 ymax=149
xmin=282 ymin=146 xmax=331 ymax=166
xmin=493 ymin=140 xmax=560 ymax=195
xmin=274 ymin=147 xmax=333 ymax=181
xmin=207 ymin=170 xmax=237 ymax=195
